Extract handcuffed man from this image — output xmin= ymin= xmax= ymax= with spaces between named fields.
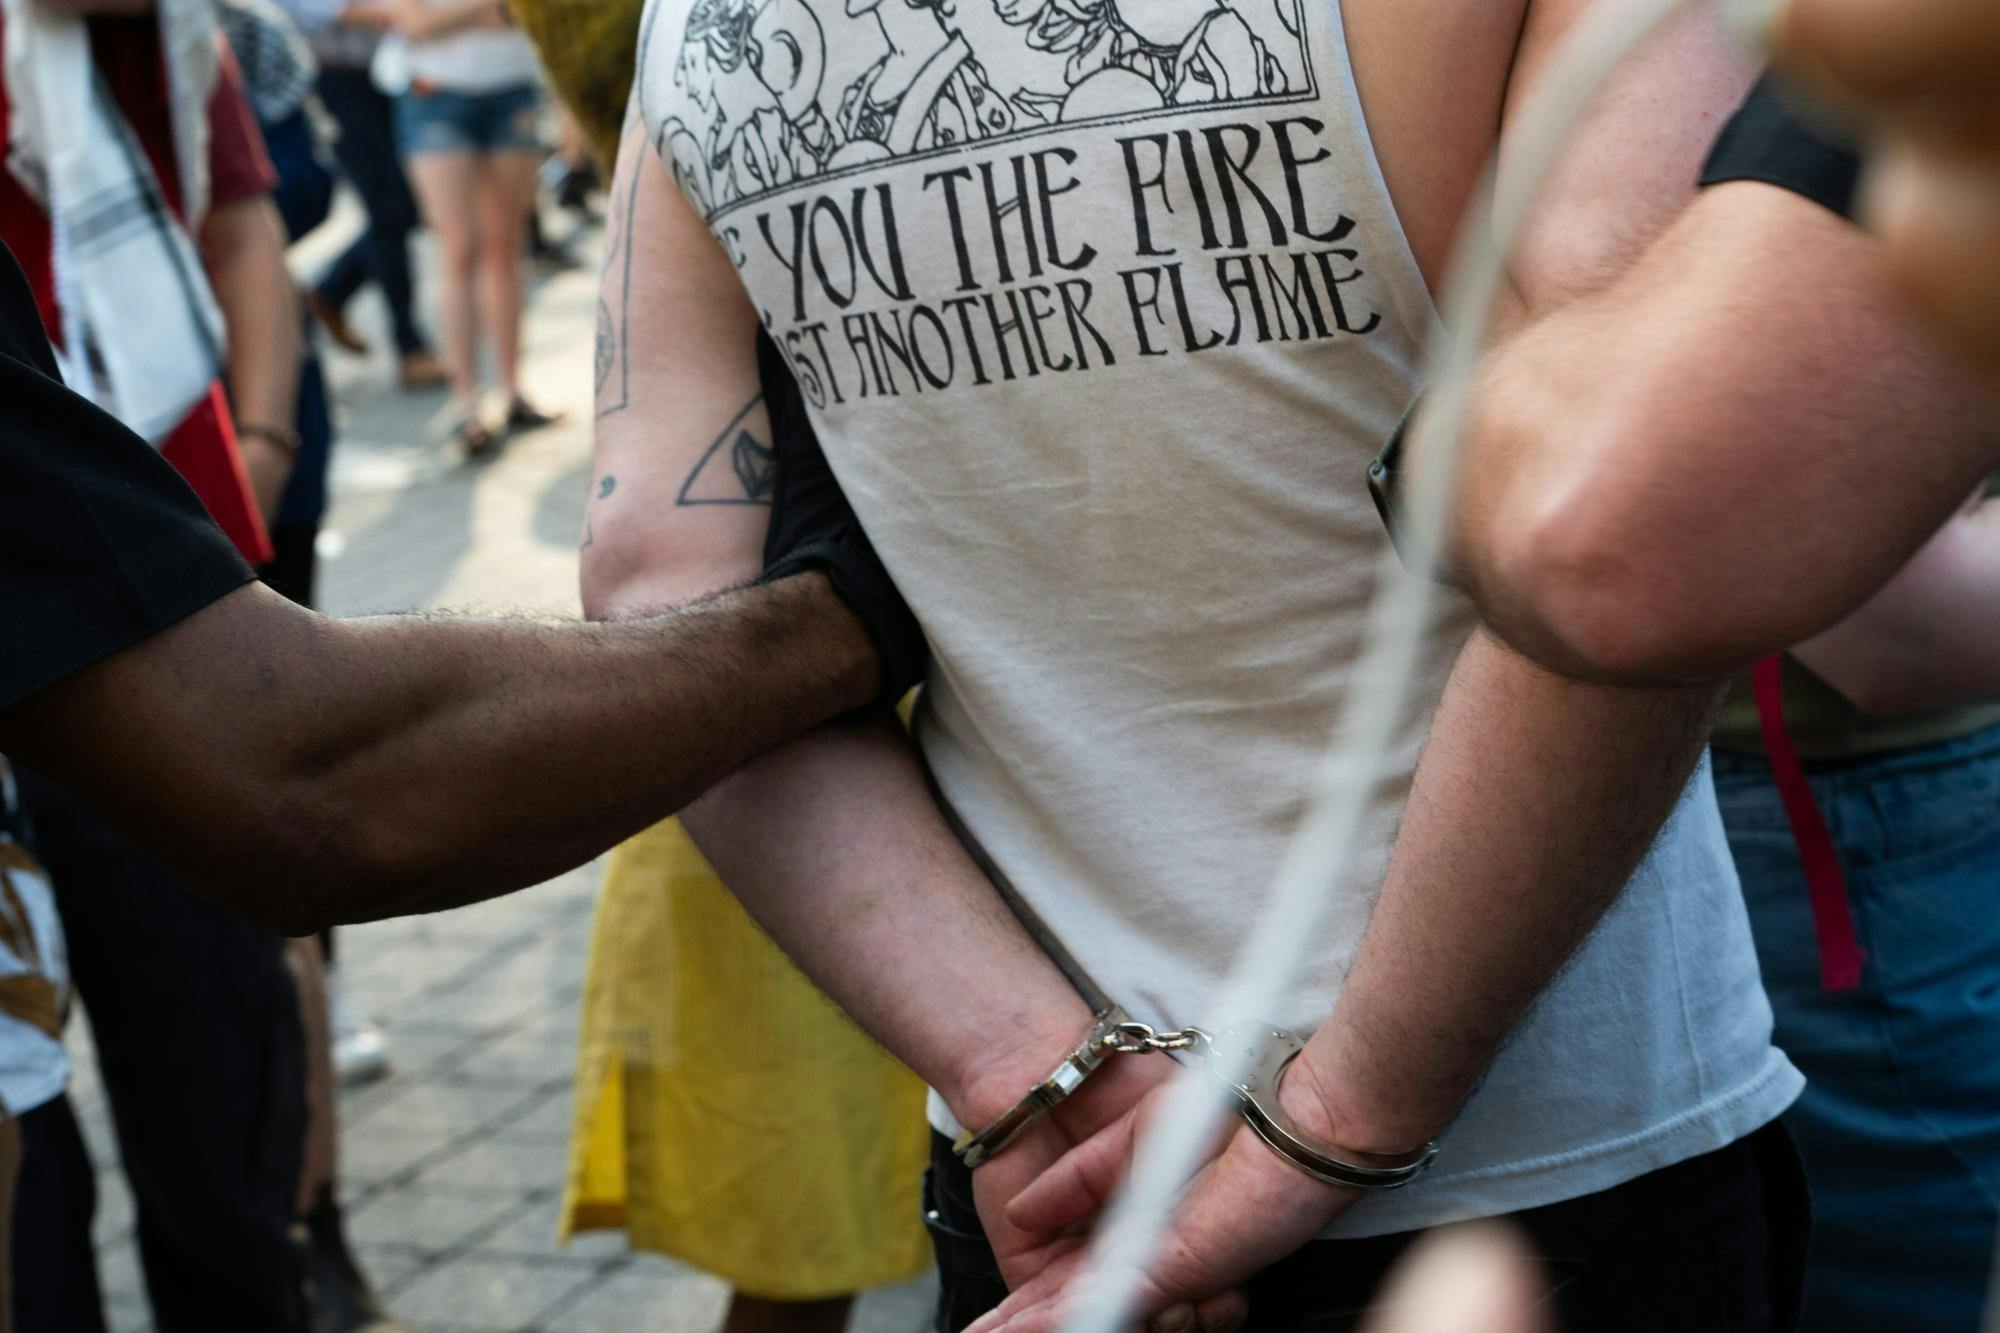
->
xmin=585 ymin=2 xmax=1810 ymax=1329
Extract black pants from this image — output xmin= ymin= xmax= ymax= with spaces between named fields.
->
xmin=261 ymin=520 xmax=321 ymax=610
xmin=12 ymin=1096 xmax=107 ymax=1333
xmin=13 ymin=771 xmax=310 ymax=1333
xmin=924 ymin=1122 xmax=1811 ymax=1333
xmin=314 ymin=65 xmax=427 ymax=357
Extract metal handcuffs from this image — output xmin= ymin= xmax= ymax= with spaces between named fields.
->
xmin=953 ymin=1007 xmax=1438 ymax=1191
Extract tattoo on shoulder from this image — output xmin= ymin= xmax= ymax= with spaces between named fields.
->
xmin=677 ymin=395 xmax=774 ymax=506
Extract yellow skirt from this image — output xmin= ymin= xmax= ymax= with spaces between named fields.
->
xmin=559 ymin=819 xmax=933 ymax=1299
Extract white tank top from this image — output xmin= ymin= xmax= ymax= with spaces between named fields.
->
xmin=637 ymin=0 xmax=1799 ymax=1234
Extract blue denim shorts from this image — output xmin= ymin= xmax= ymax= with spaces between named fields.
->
xmin=1715 ymin=723 xmax=2000 ymax=1333
xmin=395 ymin=83 xmax=543 ymax=156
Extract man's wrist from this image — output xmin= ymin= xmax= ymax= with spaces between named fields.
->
xmin=238 ymin=422 xmax=303 ymax=457
xmin=938 ymin=994 xmax=1098 ymax=1132
xmin=1288 ymin=1025 xmax=1449 ymax=1160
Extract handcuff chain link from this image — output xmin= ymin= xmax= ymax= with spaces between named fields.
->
xmin=1100 ymin=1021 xmax=1213 ymax=1057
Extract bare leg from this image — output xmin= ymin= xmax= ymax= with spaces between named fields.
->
xmin=0 ymin=1113 xmax=18 ymax=1333
xmin=286 ymin=938 xmax=412 ymax=1331
xmin=554 ymin=102 xmax=589 ymax=169
xmin=405 ymin=150 xmax=484 ymax=419
xmin=720 ymin=1293 xmax=855 ymax=1333
xmin=471 ymin=150 xmax=541 ymax=406
xmin=283 ymin=935 xmax=336 ymax=1214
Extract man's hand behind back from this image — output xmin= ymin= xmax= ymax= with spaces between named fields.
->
xmin=969 ymin=1070 xmax=1351 ymax=1333
xmin=962 ymin=1058 xmax=1196 ymax=1312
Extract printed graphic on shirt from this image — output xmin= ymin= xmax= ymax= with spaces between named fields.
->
xmin=639 ymin=0 xmax=1394 ymax=405
xmin=642 ymin=0 xmax=1313 ymax=217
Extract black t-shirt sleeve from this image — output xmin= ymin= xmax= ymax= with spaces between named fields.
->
xmin=1700 ymin=73 xmax=1863 ymax=220
xmin=0 ymin=243 xmax=254 ymax=715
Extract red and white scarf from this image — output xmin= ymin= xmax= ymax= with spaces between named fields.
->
xmin=3 ymin=0 xmax=225 ymax=443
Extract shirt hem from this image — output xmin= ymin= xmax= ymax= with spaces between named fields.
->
xmin=1321 ymin=1054 xmax=1804 ymax=1239
xmin=924 ymin=1054 xmax=1804 ymax=1241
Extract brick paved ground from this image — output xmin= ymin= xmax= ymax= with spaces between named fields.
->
xmin=66 ymin=192 xmax=936 ymax=1333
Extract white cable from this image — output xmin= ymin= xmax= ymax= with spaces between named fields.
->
xmin=1059 ymin=2 xmax=1715 ymax=1330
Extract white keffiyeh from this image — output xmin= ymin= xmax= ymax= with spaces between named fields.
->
xmin=3 ymin=0 xmax=225 ymax=443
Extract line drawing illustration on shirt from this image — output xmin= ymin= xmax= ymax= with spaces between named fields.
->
xmin=643 ymin=0 xmax=1315 ymax=220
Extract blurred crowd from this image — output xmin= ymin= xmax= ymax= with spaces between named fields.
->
xmin=0 ymin=0 xmax=594 ymax=1326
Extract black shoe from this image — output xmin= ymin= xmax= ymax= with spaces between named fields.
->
xmin=456 ymin=415 xmax=500 ymax=460
xmin=505 ymin=397 xmax=565 ymax=433
xmin=526 ymin=234 xmax=581 ymax=269
xmin=554 ymin=161 xmax=599 ymax=213
xmin=306 ymin=1188 xmax=413 ymax=1333
xmin=307 ymin=290 xmax=370 ymax=356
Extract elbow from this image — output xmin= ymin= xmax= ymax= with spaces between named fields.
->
xmin=1474 ymin=441 xmax=1752 ymax=687
xmin=1459 ymin=336 xmax=1800 ymax=686
xmin=201 ymin=782 xmax=443 ymax=934
xmin=191 ymin=871 xmax=326 ymax=937
xmin=580 ymin=516 xmax=752 ymax=622
xmin=185 ymin=844 xmax=344 ymax=938
xmin=1479 ymin=510 xmax=1682 ymax=685
xmin=1448 ymin=320 xmax=1711 ymax=682
xmin=292 ymin=782 xmax=462 ymax=926
xmin=578 ymin=549 xmax=629 ymax=622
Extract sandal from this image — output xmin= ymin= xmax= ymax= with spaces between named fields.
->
xmin=306 ymin=290 xmax=369 ymax=357
xmin=505 ymin=398 xmax=565 ymax=433
xmin=456 ymin=417 xmax=498 ymax=460
xmin=398 ymin=349 xmax=448 ymax=392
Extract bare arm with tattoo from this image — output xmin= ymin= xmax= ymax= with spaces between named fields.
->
xmin=580 ymin=105 xmax=1166 ymax=1291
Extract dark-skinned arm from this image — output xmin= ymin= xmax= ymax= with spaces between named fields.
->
xmin=0 ymin=571 xmax=877 ymax=936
